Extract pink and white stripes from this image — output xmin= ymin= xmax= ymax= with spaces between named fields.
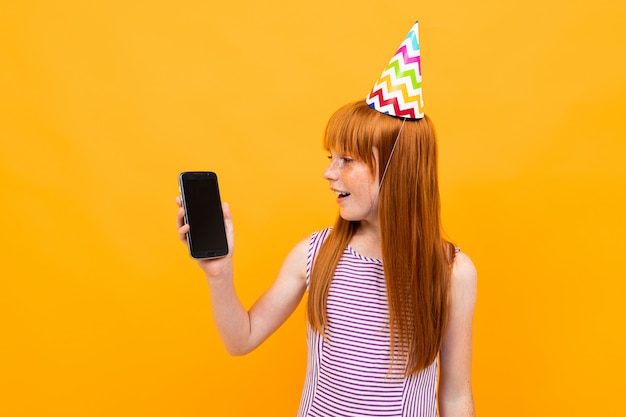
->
xmin=298 ymin=228 xmax=438 ymax=417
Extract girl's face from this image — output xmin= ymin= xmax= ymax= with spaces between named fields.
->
xmin=323 ymin=148 xmax=380 ymax=225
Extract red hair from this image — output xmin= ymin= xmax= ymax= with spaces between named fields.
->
xmin=308 ymin=101 xmax=454 ymax=375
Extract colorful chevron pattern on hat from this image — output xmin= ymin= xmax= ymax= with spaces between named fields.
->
xmin=366 ymin=21 xmax=424 ymax=119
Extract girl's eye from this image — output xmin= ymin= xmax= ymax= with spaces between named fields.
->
xmin=327 ymin=153 xmax=354 ymax=169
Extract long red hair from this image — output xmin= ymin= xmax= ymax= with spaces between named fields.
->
xmin=308 ymin=101 xmax=454 ymax=375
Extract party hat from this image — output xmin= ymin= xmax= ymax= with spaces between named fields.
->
xmin=366 ymin=21 xmax=424 ymax=119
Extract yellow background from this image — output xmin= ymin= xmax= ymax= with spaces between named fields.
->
xmin=1 ymin=1 xmax=625 ymax=416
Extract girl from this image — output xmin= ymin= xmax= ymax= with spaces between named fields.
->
xmin=176 ymin=22 xmax=476 ymax=416
xmin=175 ymin=101 xmax=476 ymax=417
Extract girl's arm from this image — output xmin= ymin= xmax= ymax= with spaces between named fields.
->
xmin=176 ymin=197 xmax=308 ymax=355
xmin=438 ymin=251 xmax=478 ymax=417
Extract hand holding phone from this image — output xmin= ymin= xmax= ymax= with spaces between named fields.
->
xmin=178 ymin=171 xmax=229 ymax=259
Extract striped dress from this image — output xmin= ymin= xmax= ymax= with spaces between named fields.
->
xmin=297 ymin=228 xmax=438 ymax=417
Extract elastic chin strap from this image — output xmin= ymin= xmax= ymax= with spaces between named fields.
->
xmin=377 ymin=117 xmax=407 ymax=194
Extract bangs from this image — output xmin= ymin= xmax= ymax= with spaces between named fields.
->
xmin=323 ymin=101 xmax=382 ymax=169
xmin=323 ymin=101 xmax=408 ymax=176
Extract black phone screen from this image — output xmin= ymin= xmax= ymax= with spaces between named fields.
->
xmin=179 ymin=172 xmax=228 ymax=259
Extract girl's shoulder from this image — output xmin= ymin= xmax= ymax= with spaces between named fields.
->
xmin=309 ymin=227 xmax=333 ymax=247
xmin=452 ymin=250 xmax=476 ymax=277
xmin=450 ymin=250 xmax=477 ymax=301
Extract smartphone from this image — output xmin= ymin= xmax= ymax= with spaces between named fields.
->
xmin=178 ymin=171 xmax=229 ymax=259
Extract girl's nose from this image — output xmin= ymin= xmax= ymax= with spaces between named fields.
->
xmin=323 ymin=160 xmax=338 ymax=181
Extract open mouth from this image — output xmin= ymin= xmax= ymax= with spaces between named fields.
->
xmin=335 ymin=191 xmax=350 ymax=198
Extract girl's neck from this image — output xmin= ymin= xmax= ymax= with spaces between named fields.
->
xmin=350 ymin=221 xmax=382 ymax=260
